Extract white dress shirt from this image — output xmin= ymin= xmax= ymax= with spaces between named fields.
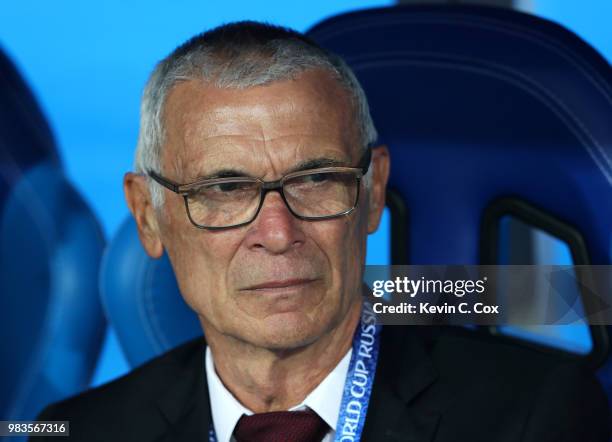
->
xmin=205 ymin=345 xmax=352 ymax=442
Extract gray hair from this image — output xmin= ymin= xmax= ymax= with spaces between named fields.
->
xmin=134 ymin=21 xmax=378 ymax=208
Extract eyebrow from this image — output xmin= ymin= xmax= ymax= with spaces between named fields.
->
xmin=192 ymin=156 xmax=350 ymax=182
xmin=193 ymin=169 xmax=251 ymax=181
xmin=287 ymin=157 xmax=349 ymax=174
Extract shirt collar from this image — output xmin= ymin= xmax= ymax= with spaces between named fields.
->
xmin=205 ymin=345 xmax=352 ymax=442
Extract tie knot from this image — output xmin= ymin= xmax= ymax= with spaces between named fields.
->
xmin=233 ymin=409 xmax=329 ymax=442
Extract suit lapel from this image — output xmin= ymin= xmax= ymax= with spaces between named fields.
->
xmin=155 ymin=338 xmax=212 ymax=442
xmin=361 ymin=326 xmax=442 ymax=442
xmin=150 ymin=327 xmax=444 ymax=442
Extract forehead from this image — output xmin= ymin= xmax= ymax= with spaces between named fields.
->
xmin=161 ymin=69 xmax=360 ymax=177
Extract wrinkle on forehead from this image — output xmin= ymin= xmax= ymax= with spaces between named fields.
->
xmin=160 ymin=70 xmax=361 ymax=181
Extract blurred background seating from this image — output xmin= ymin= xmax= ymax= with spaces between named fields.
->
xmin=0 ymin=48 xmax=106 ymax=434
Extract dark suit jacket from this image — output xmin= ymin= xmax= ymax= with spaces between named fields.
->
xmin=32 ymin=326 xmax=610 ymax=441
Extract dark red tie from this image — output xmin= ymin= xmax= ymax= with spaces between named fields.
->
xmin=233 ymin=409 xmax=329 ymax=442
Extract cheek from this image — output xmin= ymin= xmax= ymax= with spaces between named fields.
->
xmin=160 ymin=205 xmax=241 ymax=314
xmin=314 ymin=210 xmax=368 ymax=298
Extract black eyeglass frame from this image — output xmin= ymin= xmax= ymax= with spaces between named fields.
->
xmin=147 ymin=147 xmax=372 ymax=230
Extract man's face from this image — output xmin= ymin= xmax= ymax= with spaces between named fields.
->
xmin=129 ymin=69 xmax=388 ymax=350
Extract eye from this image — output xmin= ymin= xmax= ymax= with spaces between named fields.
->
xmin=304 ymin=172 xmax=333 ymax=183
xmin=214 ymin=181 xmax=253 ymax=192
xmin=188 ymin=180 xmax=258 ymax=201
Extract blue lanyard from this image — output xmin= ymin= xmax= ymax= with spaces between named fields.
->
xmin=208 ymin=302 xmax=381 ymax=442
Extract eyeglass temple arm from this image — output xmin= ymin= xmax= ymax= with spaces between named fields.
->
xmin=148 ymin=170 xmax=181 ymax=194
xmin=360 ymin=146 xmax=373 ymax=174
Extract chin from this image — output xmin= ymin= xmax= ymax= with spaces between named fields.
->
xmin=246 ymin=312 xmax=330 ymax=351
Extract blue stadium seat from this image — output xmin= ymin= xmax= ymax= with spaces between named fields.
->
xmin=0 ymin=47 xmax=106 ymax=425
xmin=306 ymin=0 xmax=612 ymax=416
xmin=99 ymin=217 xmax=201 ymax=368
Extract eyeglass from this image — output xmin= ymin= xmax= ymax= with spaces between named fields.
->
xmin=147 ymin=147 xmax=372 ymax=230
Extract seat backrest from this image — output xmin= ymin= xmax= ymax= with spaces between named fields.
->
xmin=100 ymin=217 xmax=201 ymax=368
xmin=0 ymin=47 xmax=106 ymax=422
xmin=308 ymin=4 xmax=612 ymax=266
xmin=306 ymin=1 xmax=612 ymax=410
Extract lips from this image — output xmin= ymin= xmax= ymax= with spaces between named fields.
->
xmin=242 ymin=278 xmax=316 ymax=291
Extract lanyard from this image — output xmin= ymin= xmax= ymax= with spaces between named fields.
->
xmin=208 ymin=302 xmax=381 ymax=442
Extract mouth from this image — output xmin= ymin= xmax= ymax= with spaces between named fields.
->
xmin=241 ymin=278 xmax=317 ymax=293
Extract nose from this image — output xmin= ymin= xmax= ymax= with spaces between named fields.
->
xmin=243 ymin=190 xmax=305 ymax=254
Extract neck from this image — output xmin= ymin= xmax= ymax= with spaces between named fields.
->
xmin=203 ymin=298 xmax=362 ymax=413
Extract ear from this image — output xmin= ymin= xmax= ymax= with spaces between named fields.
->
xmin=366 ymin=145 xmax=390 ymax=234
xmin=124 ymin=172 xmax=164 ymax=258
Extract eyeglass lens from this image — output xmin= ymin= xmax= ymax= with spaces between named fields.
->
xmin=185 ymin=170 xmax=359 ymax=228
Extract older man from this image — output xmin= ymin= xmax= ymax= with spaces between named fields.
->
xmin=34 ymin=21 xmax=609 ymax=442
